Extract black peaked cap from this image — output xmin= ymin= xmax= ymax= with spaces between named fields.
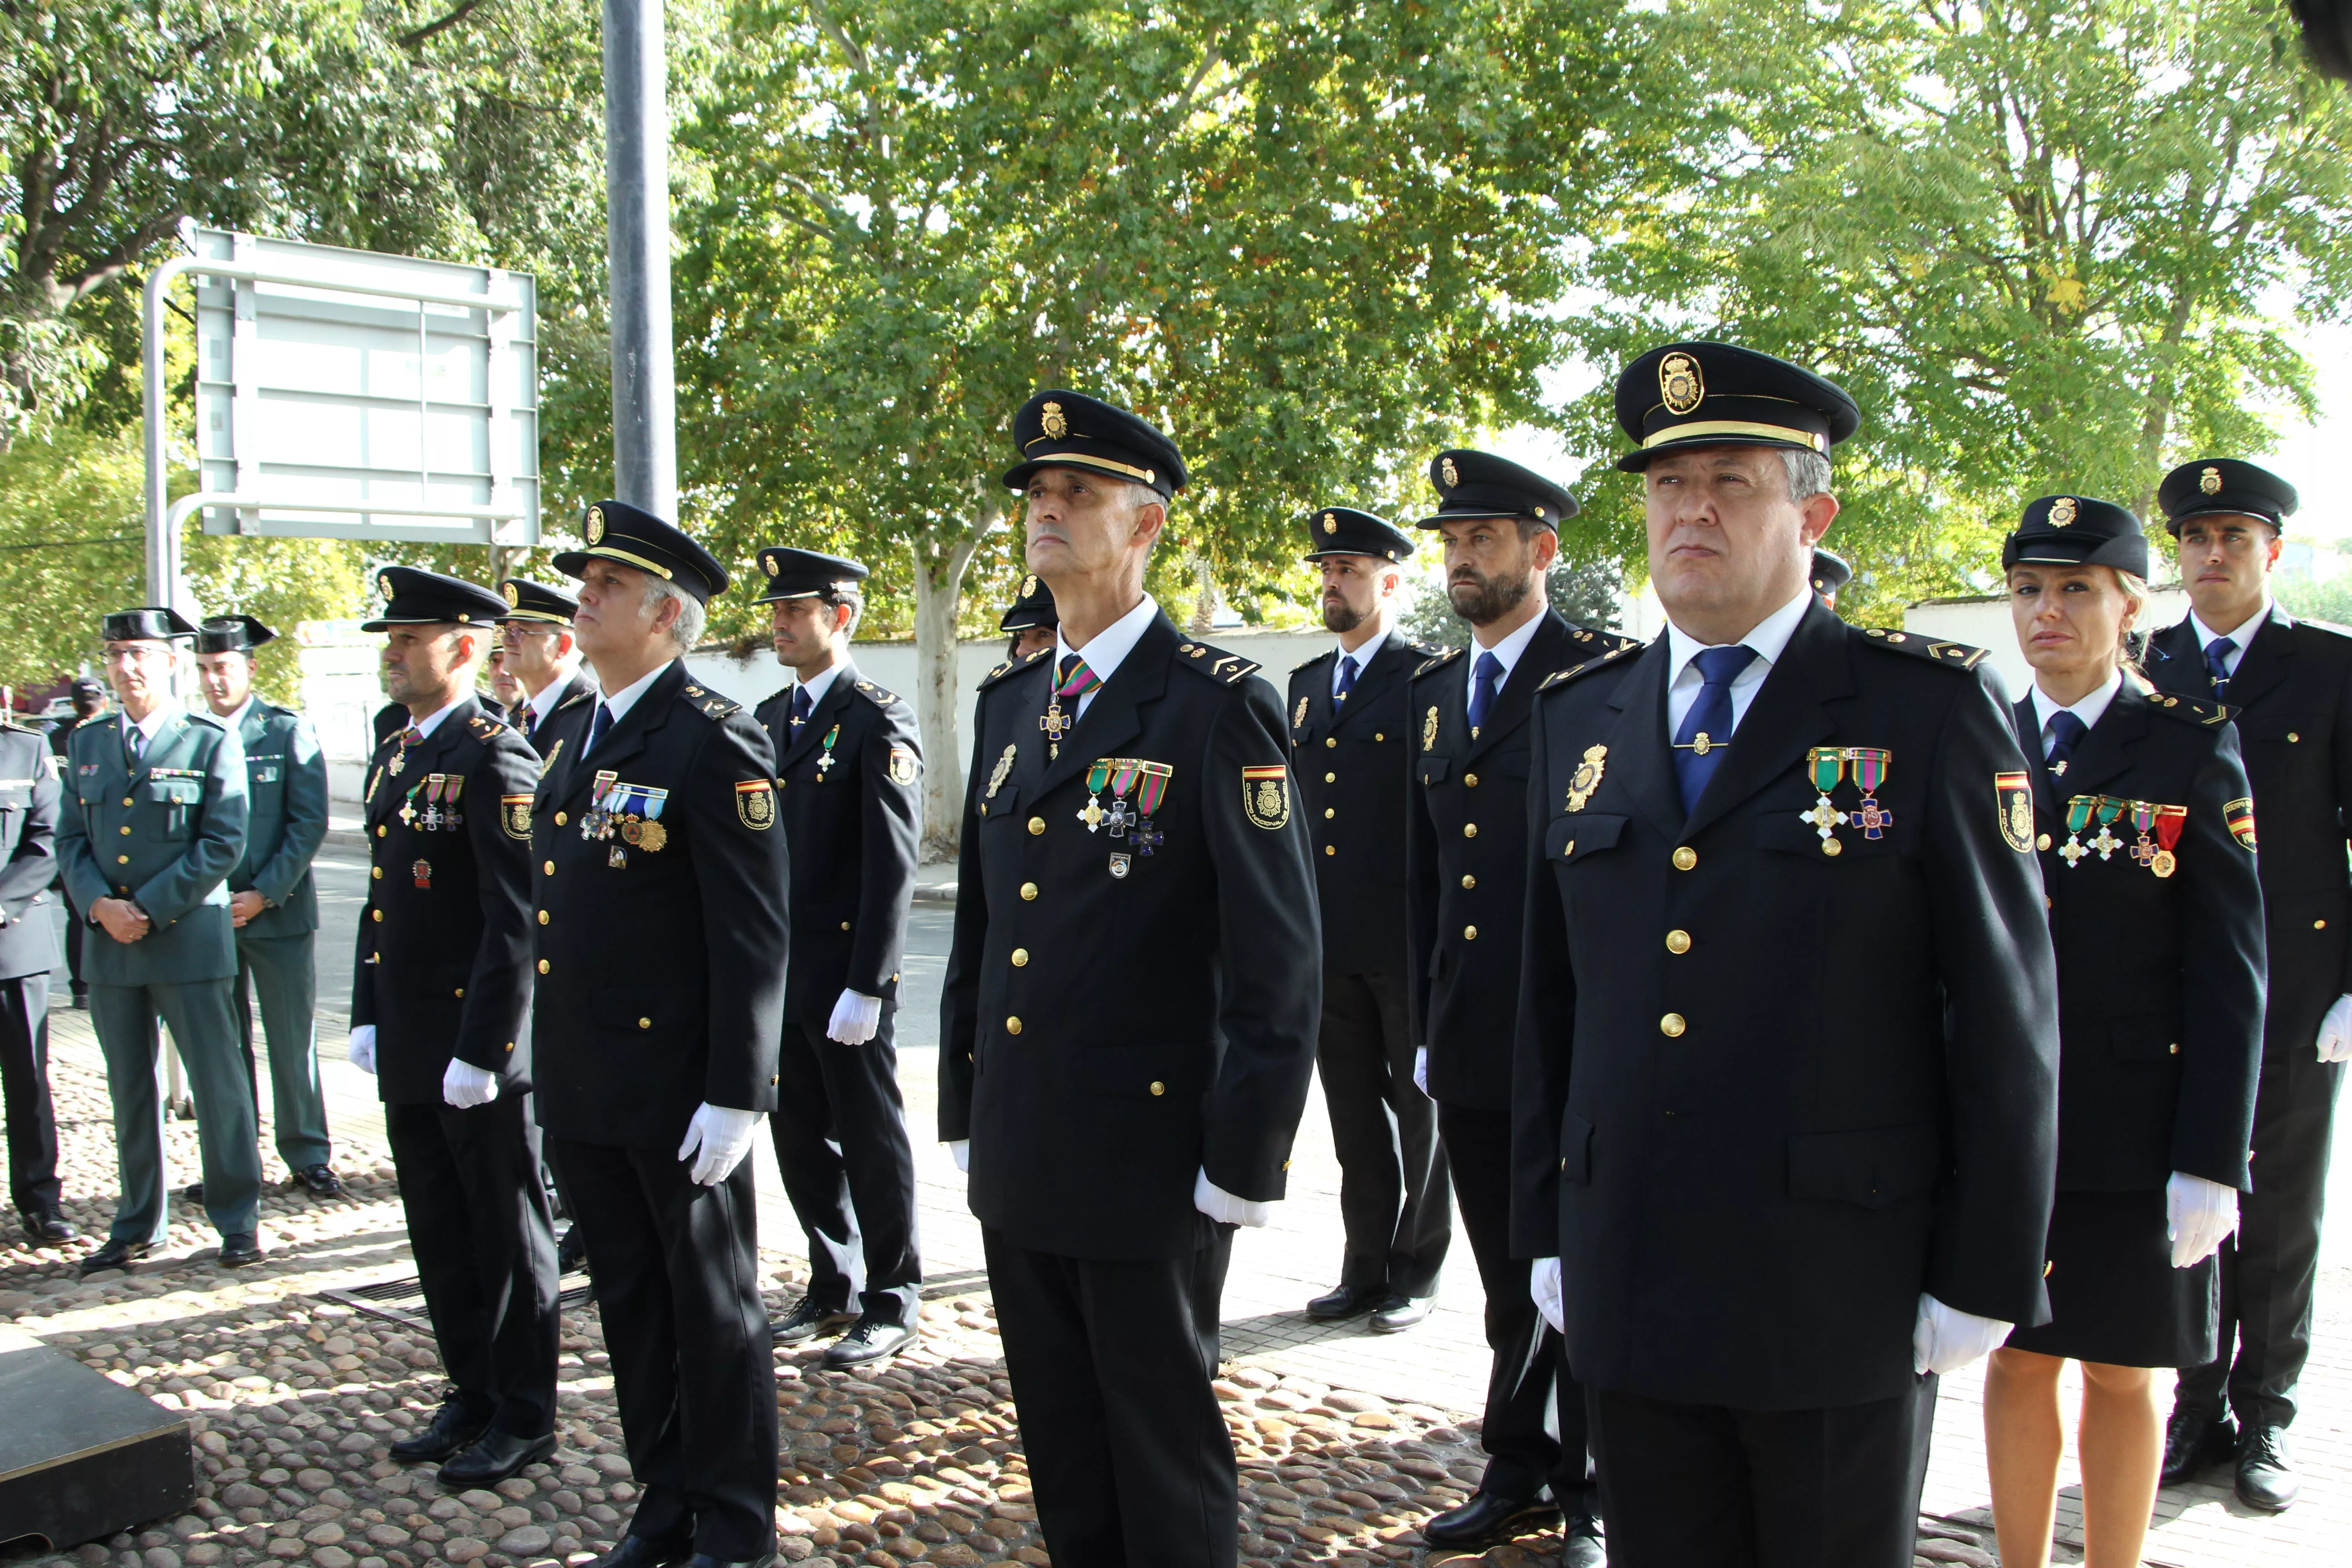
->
xmin=2156 ymin=458 xmax=2299 ymax=534
xmin=102 ymin=606 xmax=198 ymax=643
xmin=500 ymin=578 xmax=579 ymax=625
xmin=553 ymin=500 xmax=731 ymax=603
xmin=1417 ymin=450 xmax=1578 ymax=531
xmin=362 ymin=567 xmax=511 ymax=633
xmin=1004 ymin=390 xmax=1186 ymax=498
xmin=1615 ymin=341 xmax=1861 ymax=472
xmin=194 ymin=614 xmax=275 ymax=654
xmin=1303 ymin=506 xmax=1415 ymax=563
xmin=999 ymin=573 xmax=1057 ymax=632
xmin=753 ymin=547 xmax=870 ymax=604
xmin=2003 ymin=494 xmax=2150 ymax=578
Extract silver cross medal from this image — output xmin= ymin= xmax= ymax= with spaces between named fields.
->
xmin=1799 ymin=794 xmax=1847 ymax=840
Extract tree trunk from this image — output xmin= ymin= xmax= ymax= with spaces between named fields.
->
xmin=909 ymin=505 xmax=996 ymax=861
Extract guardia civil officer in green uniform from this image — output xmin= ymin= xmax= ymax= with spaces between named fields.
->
xmin=1405 ymin=452 xmax=1632 ymax=1560
xmin=1511 ymin=343 xmax=2062 ymax=1568
xmin=749 ymin=548 xmax=926 ymax=1365
xmin=59 ymin=607 xmax=261 ymax=1274
xmin=48 ymin=676 xmax=109 ymax=1009
xmin=1000 ymin=573 xmax=1058 ymax=663
xmin=192 ymin=615 xmax=338 ymax=1198
xmin=1981 ymin=497 xmax=2262 ymax=1568
xmin=2144 ymin=458 xmax=2347 ymax=1511
xmin=539 ymin=502 xmax=789 ymax=1568
xmin=0 ymin=708 xmax=71 ymax=1244
xmin=940 ymin=391 xmax=1320 ymax=1568
xmin=1288 ymin=508 xmax=1451 ymax=1329
xmin=348 ymin=569 xmax=557 ymax=1488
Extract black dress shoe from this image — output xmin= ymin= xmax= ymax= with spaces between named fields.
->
xmin=1422 ymin=1490 xmax=1559 ymax=1548
xmin=182 ymin=1181 xmax=205 ymax=1204
xmin=70 ymin=987 xmax=87 ymax=1009
xmin=21 ymin=1209 xmax=79 ymax=1245
xmin=1560 ymin=1512 xmax=1606 ymax=1568
xmin=822 ymin=1317 xmax=916 ymax=1368
xmin=1368 ymin=1293 xmax=1435 ymax=1333
xmin=294 ymin=1164 xmax=344 ymax=1199
xmin=768 ymin=1295 xmax=857 ymax=1344
xmin=217 ymin=1232 xmax=264 ymax=1268
xmin=1305 ymin=1282 xmax=1387 ymax=1320
xmin=390 ymin=1400 xmax=491 ymax=1464
xmin=439 ymin=1430 xmax=556 ymax=1487
xmin=680 ymin=1554 xmax=774 ymax=1568
xmin=79 ymin=1237 xmax=150 ymax=1275
xmin=557 ymin=1225 xmax=590 ymax=1275
xmin=583 ymin=1536 xmax=692 ymax=1568
xmin=2159 ymin=1408 xmax=2236 ymax=1486
xmin=2237 ymin=1423 xmax=2299 ymax=1512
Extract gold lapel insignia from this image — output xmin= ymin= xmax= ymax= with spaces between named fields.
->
xmin=1293 ymin=695 xmax=1310 ymax=730
xmin=501 ymin=794 xmax=533 ymax=840
xmin=1659 ymin=350 xmax=1704 ymax=415
xmin=537 ymin=738 xmax=564 ymax=778
xmin=1423 ymin=705 xmax=1440 ymax=751
xmin=987 ymin=743 xmax=1017 ymax=799
xmin=1566 ymin=745 xmax=1607 ymax=812
xmin=2200 ymin=466 xmax=2223 ymax=495
xmin=1242 ymin=765 xmax=1291 ymax=830
xmin=734 ymin=777 xmax=776 ymax=829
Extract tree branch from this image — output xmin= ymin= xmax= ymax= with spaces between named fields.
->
xmin=397 ymin=0 xmax=488 ymax=51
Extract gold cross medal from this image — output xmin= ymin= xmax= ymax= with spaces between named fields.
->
xmin=1040 ymin=701 xmax=1071 ymax=760
xmin=1799 ymin=747 xmax=1848 ymax=844
xmin=2090 ymin=797 xmax=2125 ymax=860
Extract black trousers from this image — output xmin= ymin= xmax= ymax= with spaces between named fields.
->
xmin=1587 ymin=1376 xmax=1937 ymax=1568
xmin=0 ymin=974 xmax=59 ymax=1217
xmin=985 ymin=1221 xmax=1237 ymax=1568
xmin=384 ymin=1096 xmax=559 ymax=1439
xmin=1438 ymin=1099 xmax=1592 ymax=1507
xmin=1316 ymin=969 xmax=1450 ymax=1297
xmin=2177 ymin=1044 xmax=2346 ymax=1429
xmin=768 ymin=1016 xmax=921 ymax=1324
xmin=554 ymin=1136 xmax=775 ymax=1558
xmin=59 ymin=884 xmax=84 ymax=995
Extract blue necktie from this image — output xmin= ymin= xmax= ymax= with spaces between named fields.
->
xmin=790 ymin=686 xmax=813 ymax=729
xmin=1468 ymin=652 xmax=1504 ymax=732
xmin=2043 ymin=709 xmax=2088 ymax=778
xmin=2204 ymin=637 xmax=2236 ymax=696
xmin=1673 ymin=645 xmax=1757 ymax=813
xmin=587 ymin=703 xmax=615 ymax=754
xmin=1334 ymin=654 xmax=1359 ymax=702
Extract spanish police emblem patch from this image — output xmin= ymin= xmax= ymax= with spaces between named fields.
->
xmin=2226 ymin=797 xmax=2256 ymax=850
xmin=888 ymin=745 xmax=919 ymax=786
xmin=735 ymin=777 xmax=775 ymax=829
xmin=1995 ymin=771 xmax=2034 ymax=852
xmin=1659 ymin=351 xmax=1704 ymax=415
xmin=1041 ymin=401 xmax=1068 ymax=439
xmin=1242 ymin=765 xmax=1290 ymax=830
xmin=2200 ymin=466 xmax=2223 ymax=495
xmin=501 ymin=794 xmax=533 ymax=840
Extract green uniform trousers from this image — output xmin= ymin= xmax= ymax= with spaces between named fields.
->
xmin=233 ymin=931 xmax=331 ymax=1171
xmin=91 ymin=980 xmax=261 ymax=1242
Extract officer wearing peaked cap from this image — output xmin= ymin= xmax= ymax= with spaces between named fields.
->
xmin=2143 ymin=457 xmax=2347 ymax=1510
xmin=1512 ymin=341 xmax=2060 ymax=1568
xmin=941 ymin=391 xmax=1319 ymax=1567
xmin=1406 ymin=451 xmax=1632 ymax=1559
xmin=350 ymin=568 xmax=558 ymax=1488
xmin=1000 ymin=573 xmax=1058 ymax=663
xmin=539 ymin=501 xmax=790 ymax=1568
xmin=500 ymin=579 xmax=600 ymax=760
xmin=1811 ymin=549 xmax=1852 ymax=608
xmin=1288 ymin=509 xmax=1452 ymax=1334
xmin=747 ymin=547 xmax=926 ymax=1367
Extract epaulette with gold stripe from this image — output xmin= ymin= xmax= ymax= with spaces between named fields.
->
xmin=1538 ymin=641 xmax=1642 ymax=691
xmin=468 ymin=715 xmax=507 ymax=739
xmin=1568 ymin=627 xmax=1644 ymax=655
xmin=1174 ymin=640 xmax=1259 ymax=685
xmin=850 ymin=678 xmax=903 ymax=707
xmin=979 ymin=646 xmax=1051 ymax=691
xmin=2145 ymin=690 xmax=2232 ymax=726
xmin=1858 ymin=627 xmax=1989 ymax=671
xmin=1411 ymin=647 xmax=1463 ymax=679
xmin=678 ymin=681 xmax=742 ymax=720
xmin=1291 ymin=647 xmax=1333 ymax=674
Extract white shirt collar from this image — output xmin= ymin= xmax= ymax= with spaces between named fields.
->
xmin=123 ymin=701 xmax=180 ymax=743
xmin=1055 ymin=594 xmax=1161 ymax=686
xmin=222 ymin=696 xmax=256 ymax=731
xmin=1465 ymin=606 xmax=1548 ymax=691
xmin=2029 ymin=667 xmax=2124 ymax=740
xmin=793 ymin=659 xmax=849 ymax=711
xmin=527 ymin=663 xmax=586 ymax=726
xmin=407 ymin=693 xmax=471 ymax=741
xmin=1664 ymin=586 xmax=1814 ymax=689
xmin=1336 ymin=625 xmax=1389 ymax=670
xmin=598 ymin=661 xmax=671 ymax=728
xmin=2189 ymin=596 xmax=2274 ymax=654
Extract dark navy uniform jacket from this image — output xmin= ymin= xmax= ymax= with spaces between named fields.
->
xmin=0 ymin=725 xmax=61 ymax=982
xmin=519 ymin=669 xmax=600 ymax=780
xmin=1286 ymin=631 xmax=1434 ymax=976
xmin=1511 ymin=605 xmax=2061 ymax=1410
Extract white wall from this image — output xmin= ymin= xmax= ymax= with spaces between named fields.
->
xmin=1902 ymin=588 xmax=2190 ymax=705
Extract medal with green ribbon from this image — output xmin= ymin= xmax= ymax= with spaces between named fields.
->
xmin=2060 ymin=794 xmax=2096 ymax=867
xmin=1848 ymin=748 xmax=1892 ymax=840
xmin=2091 ymin=796 xmax=2125 ymax=861
xmin=816 ymin=724 xmax=840 ymax=778
xmin=1080 ymin=758 xmax=1173 ymax=839
xmin=1799 ymin=747 xmax=1847 ymax=840
xmin=1079 ymin=760 xmax=1113 ymax=832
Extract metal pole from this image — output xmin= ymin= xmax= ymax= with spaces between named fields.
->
xmin=142 ymin=261 xmax=187 ymax=616
xmin=603 ymin=0 xmax=677 ymax=519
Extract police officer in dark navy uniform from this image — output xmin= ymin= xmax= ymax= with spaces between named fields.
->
xmin=940 ymin=391 xmax=1320 ymax=1568
xmin=500 ymin=579 xmax=600 ymax=765
xmin=1512 ymin=343 xmax=2062 ymax=1568
xmin=0 ymin=708 xmax=70 ymax=1244
xmin=1406 ymin=451 xmax=1631 ymax=1560
xmin=1000 ymin=573 xmax=1058 ymax=663
xmin=348 ymin=569 xmax=558 ymax=1489
xmin=1287 ymin=508 xmax=1450 ymax=1330
xmin=2144 ymin=458 xmax=2348 ymax=1511
xmin=1810 ymin=548 xmax=1852 ymax=609
xmin=748 ymin=547 xmax=926 ymax=1367
xmin=538 ymin=502 xmax=789 ymax=1568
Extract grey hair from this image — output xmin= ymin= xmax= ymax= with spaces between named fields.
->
xmin=1780 ymin=448 xmax=1832 ymax=501
xmin=640 ymin=572 xmax=706 ymax=653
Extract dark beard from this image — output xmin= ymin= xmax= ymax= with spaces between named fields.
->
xmin=1449 ymin=568 xmax=1534 ymax=627
xmin=1321 ymin=598 xmax=1365 ymax=635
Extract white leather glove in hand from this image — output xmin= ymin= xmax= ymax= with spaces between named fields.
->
xmin=2317 ymin=993 xmax=2352 ymax=1064
xmin=346 ymin=1025 xmax=377 ymax=1076
xmin=2166 ymin=1170 xmax=2239 ymax=1268
xmin=441 ymin=1058 xmax=498 ymax=1108
xmin=1912 ymin=1292 xmax=2013 ymax=1376
xmin=1413 ymin=1046 xmax=1429 ymax=1095
xmin=1530 ymin=1257 xmax=1565 ymax=1336
xmin=678 ymin=1103 xmax=763 ymax=1186
xmin=827 ymin=989 xmax=883 ymax=1045
xmin=948 ymin=1140 xmax=970 ymax=1173
xmin=1193 ymin=1168 xmax=1273 ymax=1227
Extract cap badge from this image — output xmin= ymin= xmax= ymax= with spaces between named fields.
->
xmin=2048 ymin=496 xmax=2078 ymax=527
xmin=502 ymin=583 xmax=519 ymax=607
xmin=378 ymin=573 xmax=393 ymax=596
xmin=1040 ymin=401 xmax=1068 ymax=439
xmin=763 ymin=555 xmax=779 ymax=577
xmin=1322 ymin=512 xmax=1338 ymax=534
xmin=1659 ymin=351 xmax=1705 ymax=416
xmin=1441 ymin=456 xmax=1460 ymax=489
xmin=2200 ymin=466 xmax=2223 ymax=495
xmin=1022 ymin=574 xmax=1038 ymax=596
xmin=586 ymin=505 xmax=606 ymax=542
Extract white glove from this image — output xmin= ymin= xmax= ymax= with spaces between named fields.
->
xmin=948 ymin=1139 xmax=970 ymax=1173
xmin=441 ymin=1058 xmax=498 ymax=1109
xmin=678 ymin=1102 xmax=764 ymax=1186
xmin=2167 ymin=1170 xmax=2240 ymax=1268
xmin=1912 ymin=1292 xmax=2013 ymax=1376
xmin=347 ymin=1025 xmax=377 ymax=1076
xmin=1530 ymin=1257 xmax=1564 ymax=1335
xmin=827 ymin=989 xmax=883 ymax=1045
xmin=1413 ymin=1046 xmax=1429 ymax=1095
xmin=1193 ymin=1167 xmax=1274 ymax=1227
xmin=2317 ymin=993 xmax=2352 ymax=1063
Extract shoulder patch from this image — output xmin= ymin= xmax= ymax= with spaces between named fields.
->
xmin=1174 ymin=640 xmax=1260 ymax=686
xmin=850 ymin=678 xmax=903 ymax=708
xmin=1412 ymin=647 xmax=1464 ymax=680
xmin=1538 ymin=641 xmax=1643 ymax=691
xmin=1857 ymin=627 xmax=1989 ymax=671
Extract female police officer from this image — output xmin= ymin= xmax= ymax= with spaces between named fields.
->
xmin=1984 ymin=495 xmax=2264 ymax=1568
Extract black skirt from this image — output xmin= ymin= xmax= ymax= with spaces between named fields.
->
xmin=2004 ymin=1188 xmax=2219 ymax=1368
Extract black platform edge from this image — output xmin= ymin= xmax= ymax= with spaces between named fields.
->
xmin=0 ymin=1326 xmax=196 ymax=1551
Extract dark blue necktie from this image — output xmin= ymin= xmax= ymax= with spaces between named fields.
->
xmin=2043 ymin=709 xmax=2087 ymax=777
xmin=1673 ymin=645 xmax=1757 ymax=813
xmin=587 ymin=703 xmax=615 ymax=754
xmin=2204 ymin=637 xmax=2236 ymax=696
xmin=790 ymin=686 xmax=813 ymax=729
xmin=1335 ymin=654 xmax=1359 ymax=703
xmin=1468 ymin=652 xmax=1504 ymax=732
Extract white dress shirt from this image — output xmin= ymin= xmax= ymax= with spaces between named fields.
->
xmin=525 ymin=664 xmax=588 ymax=731
xmin=1054 ymin=594 xmax=1161 ymax=721
xmin=221 ymin=696 xmax=256 ymax=732
xmin=1663 ymin=586 xmax=1815 ymax=739
xmin=1463 ymin=607 xmax=1548 ymax=711
xmin=2188 ymin=598 xmax=2275 ymax=679
xmin=591 ymin=662 xmax=670 ymax=737
xmin=2028 ymin=668 xmax=2123 ymax=756
xmin=401 ymin=693 xmax=471 ymax=742
xmin=788 ymin=658 xmax=848 ymax=716
xmin=1333 ymin=627 xmax=1390 ymax=697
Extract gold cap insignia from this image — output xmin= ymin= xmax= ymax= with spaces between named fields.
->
xmin=586 ymin=505 xmax=606 ymax=543
xmin=2200 ymin=466 xmax=2223 ymax=495
xmin=1022 ymin=574 xmax=1038 ymax=596
xmin=378 ymin=573 xmax=393 ymax=597
xmin=1441 ymin=456 xmax=1460 ymax=489
xmin=1660 ymin=352 xmax=1705 ymax=416
xmin=2048 ymin=496 xmax=2078 ymax=527
xmin=502 ymin=583 xmax=519 ymax=608
xmin=1040 ymin=401 xmax=1068 ymax=439
xmin=762 ymin=554 xmax=779 ymax=576
xmin=1322 ymin=512 xmax=1338 ymax=534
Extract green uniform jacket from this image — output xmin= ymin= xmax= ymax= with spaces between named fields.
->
xmin=57 ymin=709 xmax=249 ymax=985
xmin=227 ymin=699 xmax=328 ymax=937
